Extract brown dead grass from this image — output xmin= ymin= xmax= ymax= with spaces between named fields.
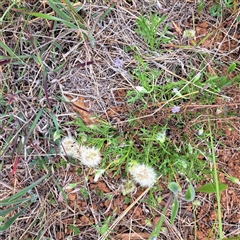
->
xmin=0 ymin=0 xmax=239 ymax=239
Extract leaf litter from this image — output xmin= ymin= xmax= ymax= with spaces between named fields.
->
xmin=0 ymin=0 xmax=239 ymax=239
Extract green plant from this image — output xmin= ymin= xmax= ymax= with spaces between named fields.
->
xmin=95 ymin=215 xmax=114 ymax=236
xmin=0 ymin=175 xmax=47 ymax=231
xmin=68 ymin=224 xmax=80 ymax=236
xmin=149 ymin=181 xmax=195 ymax=239
xmin=29 ymin=157 xmax=51 ymax=172
xmin=197 ymin=0 xmax=205 ymax=15
xmin=135 ymin=14 xmax=172 ymax=50
xmin=209 ymin=0 xmax=234 ymax=17
xmin=75 ymin=115 xmax=209 ymax=182
xmin=24 ymin=0 xmax=90 ymax=38
xmin=205 ymin=120 xmax=225 ymax=239
xmin=126 ymin=56 xmax=234 ymax=112
xmin=223 ymin=0 xmax=234 ymax=9
xmin=79 ymin=188 xmax=89 ymax=200
xmin=47 ymin=193 xmax=57 ymax=205
xmin=126 ymin=55 xmax=162 ymax=106
xmin=210 ymin=3 xmax=222 ymax=17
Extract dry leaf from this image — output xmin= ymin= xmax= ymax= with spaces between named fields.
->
xmin=65 ymin=94 xmax=98 ymax=126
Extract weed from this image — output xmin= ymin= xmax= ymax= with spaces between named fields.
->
xmin=210 ymin=3 xmax=222 ymax=17
xmin=197 ymin=0 xmax=205 ymax=15
xmin=79 ymin=188 xmax=89 ymax=200
xmin=68 ymin=224 xmax=80 ymax=236
xmin=47 ymin=193 xmax=57 ymax=205
xmin=74 ymin=115 xmax=208 ymax=184
xmin=1 ymin=1 xmax=239 ymax=239
xmin=29 ymin=157 xmax=51 ymax=172
xmin=127 ymin=56 xmax=162 ymax=106
xmin=126 ymin=54 xmax=234 ymax=113
xmin=209 ymin=0 xmax=235 ymax=17
xmin=0 ymin=175 xmax=47 ymax=232
xmin=135 ymin=14 xmax=172 ymax=50
xmin=96 ymin=215 xmax=113 ymax=236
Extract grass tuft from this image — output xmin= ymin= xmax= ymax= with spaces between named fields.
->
xmin=0 ymin=0 xmax=239 ymax=239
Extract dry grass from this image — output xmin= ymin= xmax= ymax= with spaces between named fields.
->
xmin=0 ymin=0 xmax=239 ymax=239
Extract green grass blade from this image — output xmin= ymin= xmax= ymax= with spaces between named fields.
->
xmin=59 ymin=0 xmax=94 ymax=44
xmin=0 ymin=55 xmax=30 ymax=61
xmin=0 ymin=134 xmax=13 ymax=155
xmin=24 ymin=109 xmax=44 ymax=145
xmin=0 ymin=1 xmax=16 ymax=21
xmin=46 ymin=110 xmax=60 ymax=140
xmin=47 ymin=0 xmax=72 ymax=22
xmin=0 ymin=202 xmax=31 ymax=232
xmin=149 ymin=196 xmax=172 ymax=239
xmin=0 ymin=42 xmax=25 ymax=64
xmin=0 ymin=198 xmax=33 ymax=207
xmin=0 ymin=175 xmax=47 ymax=204
xmin=53 ymin=61 xmax=67 ymax=73
xmin=98 ymin=3 xmax=115 ymax=22
xmin=196 ymin=31 xmax=214 ymax=46
xmin=0 ymin=204 xmax=22 ymax=216
xmin=208 ymin=119 xmax=223 ymax=239
xmin=63 ymin=0 xmax=87 ymax=28
xmin=24 ymin=12 xmax=78 ymax=29
xmin=46 ymin=110 xmax=60 ymax=133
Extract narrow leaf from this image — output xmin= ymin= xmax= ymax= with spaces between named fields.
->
xmin=196 ymin=182 xmax=227 ymax=193
xmin=170 ymin=196 xmax=179 ymax=224
xmin=0 ymin=41 xmax=18 ymax=58
xmin=0 ymin=175 xmax=46 ymax=204
xmin=98 ymin=3 xmax=115 ymax=22
xmin=63 ymin=0 xmax=87 ymax=29
xmin=24 ymin=109 xmax=44 ymax=145
xmin=0 ymin=202 xmax=31 ymax=232
xmin=0 ymin=198 xmax=32 ymax=207
xmin=24 ymin=12 xmax=78 ymax=29
xmin=0 ymin=204 xmax=22 ymax=216
xmin=47 ymin=0 xmax=72 ymax=22
xmin=227 ymin=62 xmax=236 ymax=74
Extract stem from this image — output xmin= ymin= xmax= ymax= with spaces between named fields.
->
xmin=148 ymin=196 xmax=173 ymax=240
xmin=208 ymin=119 xmax=223 ymax=239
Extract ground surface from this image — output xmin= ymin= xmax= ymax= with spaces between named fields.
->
xmin=0 ymin=1 xmax=240 ymax=240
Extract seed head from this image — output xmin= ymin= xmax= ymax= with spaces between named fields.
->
xmin=129 ymin=163 xmax=157 ymax=187
xmin=60 ymin=136 xmax=80 ymax=158
xmin=80 ymin=146 xmax=102 ymax=168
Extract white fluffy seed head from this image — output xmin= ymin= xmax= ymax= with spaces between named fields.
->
xmin=60 ymin=136 xmax=80 ymax=158
xmin=80 ymin=146 xmax=102 ymax=168
xmin=129 ymin=163 xmax=157 ymax=187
